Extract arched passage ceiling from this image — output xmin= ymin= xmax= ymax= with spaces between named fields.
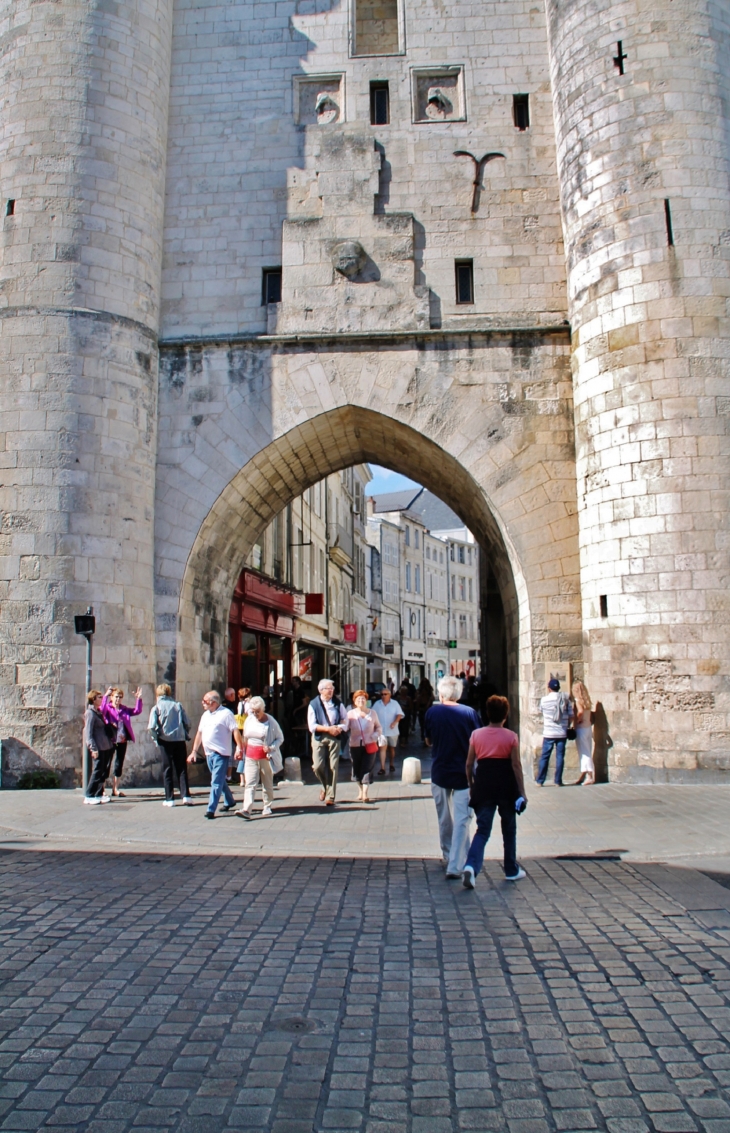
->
xmin=178 ymin=405 xmax=526 ymax=697
xmin=183 ymin=404 xmax=521 ymax=612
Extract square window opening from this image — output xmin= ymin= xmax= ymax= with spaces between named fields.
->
xmin=262 ymin=268 xmax=282 ymax=305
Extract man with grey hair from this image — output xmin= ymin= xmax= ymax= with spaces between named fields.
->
xmin=424 ymin=676 xmax=481 ymax=877
xmin=307 ymin=679 xmax=349 ymax=806
xmin=188 ymin=690 xmax=244 ymax=819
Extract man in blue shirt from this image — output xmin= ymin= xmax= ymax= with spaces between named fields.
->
xmin=424 ymin=675 xmax=481 ymax=878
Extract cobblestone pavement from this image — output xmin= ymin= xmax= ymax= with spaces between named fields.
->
xmin=2 ymin=846 xmax=730 ymax=1133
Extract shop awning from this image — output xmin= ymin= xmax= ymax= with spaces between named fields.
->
xmin=295 ymin=634 xmax=398 ymax=664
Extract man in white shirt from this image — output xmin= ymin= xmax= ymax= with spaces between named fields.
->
xmin=372 ymin=689 xmax=403 ymax=775
xmin=188 ymin=690 xmax=244 ymax=818
xmin=536 ymin=677 xmax=573 ymax=787
xmin=307 ymin=679 xmax=349 ymax=805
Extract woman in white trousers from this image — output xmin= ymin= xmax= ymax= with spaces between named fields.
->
xmin=572 ymin=680 xmax=595 ymax=785
xmin=238 ymin=697 xmax=284 ymax=817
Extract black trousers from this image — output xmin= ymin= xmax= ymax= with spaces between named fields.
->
xmin=112 ymin=742 xmax=127 ymax=779
xmin=351 ymin=745 xmax=377 ymax=785
xmin=160 ymin=741 xmax=191 ymax=800
xmin=87 ymin=749 xmax=114 ymax=797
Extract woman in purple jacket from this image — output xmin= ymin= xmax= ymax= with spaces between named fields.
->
xmin=102 ymin=686 xmax=143 ymax=796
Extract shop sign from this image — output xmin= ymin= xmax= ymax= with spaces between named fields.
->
xmin=343 ymin=623 xmax=358 ymax=642
xmin=299 ymin=654 xmax=313 ymax=681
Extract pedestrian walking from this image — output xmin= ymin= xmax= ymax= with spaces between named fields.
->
xmin=307 ymin=679 xmax=348 ymax=806
xmin=187 ymin=691 xmax=243 ymax=819
xmin=572 ymin=679 xmax=596 ymax=785
xmin=347 ymin=690 xmax=383 ymax=803
xmin=101 ymin=685 xmax=143 ymax=797
xmin=237 ymin=687 xmax=252 ymax=715
xmin=396 ymin=681 xmax=412 ymax=746
xmin=238 ymin=696 xmax=284 ymax=818
xmin=462 ymin=695 xmax=527 ymax=888
xmin=148 ymin=683 xmax=193 ymax=806
xmin=222 ymin=687 xmax=238 ymax=713
xmin=415 ymin=678 xmax=435 ymax=738
xmin=372 ymin=687 xmax=403 ymax=775
xmin=536 ymin=678 xmax=572 ymax=786
xmin=83 ymin=690 xmax=116 ymax=804
xmin=424 ymin=676 xmax=481 ymax=878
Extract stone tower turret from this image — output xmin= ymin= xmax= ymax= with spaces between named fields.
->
xmin=0 ymin=0 xmax=173 ymax=780
xmin=546 ymin=0 xmax=730 ymax=777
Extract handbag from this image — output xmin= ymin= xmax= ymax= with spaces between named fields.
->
xmin=566 ymin=727 xmax=576 ymax=741
xmin=355 ymin=716 xmax=379 ymax=756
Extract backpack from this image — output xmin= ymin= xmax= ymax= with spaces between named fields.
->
xmin=548 ymin=693 xmax=568 ymax=724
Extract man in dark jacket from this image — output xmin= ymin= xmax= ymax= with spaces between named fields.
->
xmin=424 ymin=675 xmax=481 ymax=877
xmin=307 ymin=679 xmax=348 ymax=805
xmin=84 ymin=689 xmax=116 ymax=804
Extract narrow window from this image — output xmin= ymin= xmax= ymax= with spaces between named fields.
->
xmin=599 ymin=595 xmax=608 ymax=618
xmin=414 ymin=529 xmax=419 ymax=549
xmin=513 ymin=94 xmax=529 ymax=130
xmin=455 ymin=260 xmax=474 ymax=304
xmin=370 ymin=82 xmax=390 ymax=125
xmin=6 ymin=199 xmax=14 ymax=216
xmin=262 ymin=268 xmax=282 ymax=304
xmin=664 ymin=199 xmax=674 ymax=247
xmin=613 ymin=41 xmax=627 ymax=75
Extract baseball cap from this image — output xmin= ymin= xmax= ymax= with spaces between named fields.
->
xmin=548 ymin=678 xmax=560 ymax=691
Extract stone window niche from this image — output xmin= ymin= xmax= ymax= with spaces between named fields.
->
xmin=293 ymin=74 xmax=345 ymax=126
xmin=411 ymin=67 xmax=466 ymax=123
xmin=350 ymin=0 xmax=404 ymax=57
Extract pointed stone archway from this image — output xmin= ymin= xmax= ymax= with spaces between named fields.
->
xmin=155 ymin=331 xmax=580 ymax=762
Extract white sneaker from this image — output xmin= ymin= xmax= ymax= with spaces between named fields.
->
xmin=84 ymin=797 xmax=101 ymax=805
xmin=99 ymin=795 xmax=110 ymax=804
xmin=462 ymin=866 xmax=475 ymax=889
xmin=182 ymin=797 xmax=194 ymax=806
xmin=505 ymin=867 xmax=526 ymax=882
xmin=261 ymin=806 xmax=273 ymax=817
xmin=162 ymin=799 xmax=175 ymax=807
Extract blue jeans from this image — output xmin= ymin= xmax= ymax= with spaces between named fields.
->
xmin=464 ymin=801 xmax=518 ymax=878
xmin=537 ymin=737 xmax=566 ymax=785
xmin=207 ymin=752 xmax=235 ymax=813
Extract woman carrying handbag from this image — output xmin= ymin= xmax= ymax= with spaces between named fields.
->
xmin=347 ymin=691 xmax=383 ymax=803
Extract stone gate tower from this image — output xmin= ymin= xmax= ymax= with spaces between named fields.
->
xmin=546 ymin=0 xmax=730 ymax=776
xmin=0 ymin=0 xmax=173 ymax=776
xmin=0 ymin=0 xmax=728 ymax=784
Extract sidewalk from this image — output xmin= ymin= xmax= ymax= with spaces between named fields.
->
xmin=1 ymin=749 xmax=730 ymax=1133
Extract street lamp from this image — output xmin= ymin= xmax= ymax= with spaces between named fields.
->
xmin=74 ymin=607 xmax=95 ymax=791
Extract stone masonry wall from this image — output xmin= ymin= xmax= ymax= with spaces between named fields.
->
xmin=162 ymin=0 xmax=567 ymax=338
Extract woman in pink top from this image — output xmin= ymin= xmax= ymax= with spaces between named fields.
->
xmin=347 ymin=691 xmax=383 ymax=803
xmin=462 ymin=695 xmax=527 ymax=889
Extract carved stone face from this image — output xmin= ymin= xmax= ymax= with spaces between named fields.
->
xmin=426 ymin=87 xmax=452 ymax=119
xmin=315 ymin=92 xmax=339 ymax=125
xmin=332 ymin=240 xmax=367 ymax=279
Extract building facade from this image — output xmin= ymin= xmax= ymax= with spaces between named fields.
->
xmin=1 ymin=0 xmax=729 ymax=784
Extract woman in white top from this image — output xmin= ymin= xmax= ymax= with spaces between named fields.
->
xmin=572 ymin=680 xmax=595 ymax=785
xmin=238 ymin=696 xmax=284 ymax=817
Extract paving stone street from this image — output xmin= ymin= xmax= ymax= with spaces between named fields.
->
xmin=2 ymin=754 xmax=730 ymax=1133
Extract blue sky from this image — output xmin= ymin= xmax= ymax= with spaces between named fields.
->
xmin=365 ymin=464 xmax=421 ymax=497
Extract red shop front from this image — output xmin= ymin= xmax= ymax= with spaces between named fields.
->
xmin=228 ymin=570 xmax=297 ymax=719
